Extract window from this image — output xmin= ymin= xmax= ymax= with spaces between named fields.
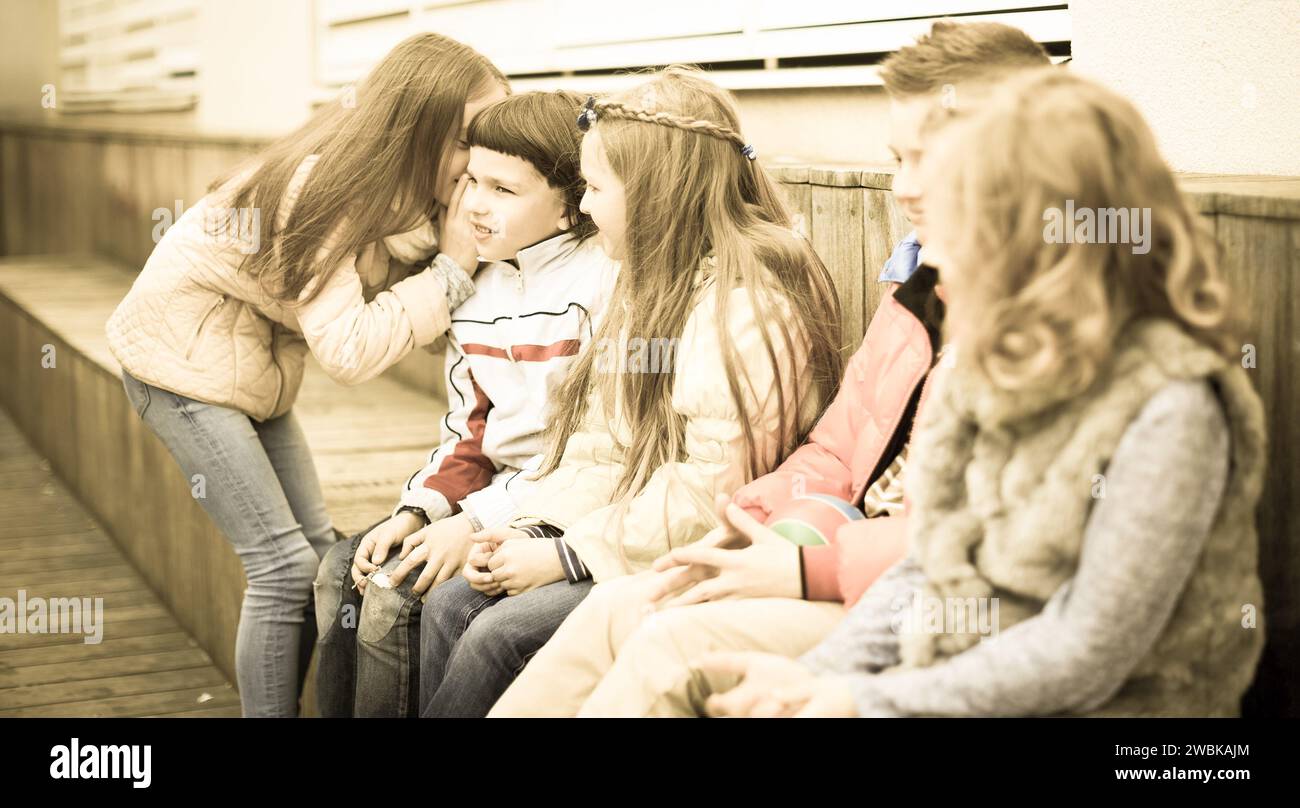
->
xmin=314 ymin=0 xmax=1070 ymax=93
xmin=58 ymin=0 xmax=200 ymax=112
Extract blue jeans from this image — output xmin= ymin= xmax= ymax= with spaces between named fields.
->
xmin=419 ymin=575 xmax=594 ymax=717
xmin=121 ymin=369 xmax=336 ymax=717
xmin=313 ymin=525 xmax=427 ymax=717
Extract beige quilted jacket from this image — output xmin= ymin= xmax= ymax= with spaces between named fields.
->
xmin=106 ymin=155 xmax=453 ymax=421
xmin=512 ymin=268 xmax=823 ymax=582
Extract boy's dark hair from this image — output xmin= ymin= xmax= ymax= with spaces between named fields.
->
xmin=879 ymin=20 xmax=1051 ymax=97
xmin=467 ymin=90 xmax=595 ymax=239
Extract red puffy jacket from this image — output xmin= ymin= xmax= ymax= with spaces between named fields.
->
xmin=731 ymin=265 xmax=945 ymax=607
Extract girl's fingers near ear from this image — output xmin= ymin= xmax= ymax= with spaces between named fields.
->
xmin=450 ymin=173 xmax=469 ymax=209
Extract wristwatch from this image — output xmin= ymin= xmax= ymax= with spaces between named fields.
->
xmin=396 ymin=505 xmax=430 ymax=526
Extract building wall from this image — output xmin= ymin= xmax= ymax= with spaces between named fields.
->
xmin=0 ymin=0 xmax=60 ymax=121
xmin=735 ymin=85 xmax=894 ymax=166
xmin=195 ymin=0 xmax=314 ymax=136
xmin=3 ymin=1 xmax=1296 ymax=174
xmin=1070 ymin=0 xmax=1300 ymax=176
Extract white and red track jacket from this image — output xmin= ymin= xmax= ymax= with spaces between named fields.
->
xmin=392 ymin=231 xmax=617 ymax=530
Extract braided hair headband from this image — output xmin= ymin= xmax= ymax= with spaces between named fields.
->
xmin=577 ymin=96 xmax=757 ymax=161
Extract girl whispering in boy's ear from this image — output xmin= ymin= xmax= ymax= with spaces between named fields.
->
xmin=416 ymin=66 xmax=845 ymax=717
xmin=107 ymin=33 xmax=508 ymax=717
xmin=707 ymin=69 xmax=1266 ymax=718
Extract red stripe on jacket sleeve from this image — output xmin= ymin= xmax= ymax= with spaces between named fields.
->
xmin=510 ymin=339 xmax=580 ymax=361
xmin=461 ymin=339 xmax=580 ymax=362
xmin=421 ymin=370 xmax=496 ymax=508
xmin=460 ymin=343 xmax=509 ymax=359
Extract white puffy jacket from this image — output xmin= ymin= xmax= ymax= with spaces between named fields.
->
xmin=393 ymin=231 xmax=618 ymax=530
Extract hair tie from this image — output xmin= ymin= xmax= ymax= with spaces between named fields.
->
xmin=741 ymin=144 xmax=757 ymax=161
xmin=577 ymin=96 xmax=598 ymax=132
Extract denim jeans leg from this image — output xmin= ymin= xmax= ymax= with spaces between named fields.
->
xmin=418 ymin=576 xmax=501 ymax=715
xmin=122 ymin=370 xmax=326 ymax=717
xmin=256 ymin=408 xmax=339 ymax=695
xmin=352 ymin=551 xmax=427 ymax=717
xmin=421 ymin=578 xmax=595 ymax=718
xmin=313 ymin=531 xmax=369 ymax=718
xmin=255 ymin=409 xmax=336 ymax=560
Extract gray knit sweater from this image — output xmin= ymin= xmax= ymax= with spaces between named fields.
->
xmin=799 ymin=378 xmax=1231 ymax=716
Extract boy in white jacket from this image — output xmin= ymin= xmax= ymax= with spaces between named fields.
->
xmin=391 ymin=232 xmax=611 ymax=543
xmin=312 ymin=91 xmax=617 ymax=717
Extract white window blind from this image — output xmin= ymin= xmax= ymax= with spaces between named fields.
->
xmin=58 ymin=0 xmax=200 ymax=112
xmin=314 ymin=0 xmax=1070 ymax=93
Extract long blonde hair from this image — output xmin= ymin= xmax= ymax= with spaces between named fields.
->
xmin=540 ymin=67 xmax=843 ymax=504
xmin=924 ymin=69 xmax=1232 ymax=397
xmin=221 ymin=33 xmax=507 ymax=304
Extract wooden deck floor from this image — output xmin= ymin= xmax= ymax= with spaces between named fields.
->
xmin=0 ymin=408 xmax=241 ymax=717
xmin=0 ymin=255 xmax=455 ymax=716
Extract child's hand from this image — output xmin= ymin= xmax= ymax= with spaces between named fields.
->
xmin=463 ymin=540 xmax=503 ymax=596
xmin=460 ymin=525 xmax=521 ymax=595
xmin=487 ymin=537 xmax=565 ymax=596
xmin=388 ymin=513 xmax=475 ymax=596
xmin=697 ymin=652 xmax=855 ymax=718
xmin=651 ymin=494 xmax=752 ymax=573
xmin=647 ymin=494 xmax=799 ymax=608
xmin=437 ymin=174 xmax=479 ymax=276
xmin=351 ymin=511 xmax=424 ymax=594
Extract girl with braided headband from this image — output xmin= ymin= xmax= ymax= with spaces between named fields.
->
xmin=577 ymin=93 xmax=759 ymax=160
